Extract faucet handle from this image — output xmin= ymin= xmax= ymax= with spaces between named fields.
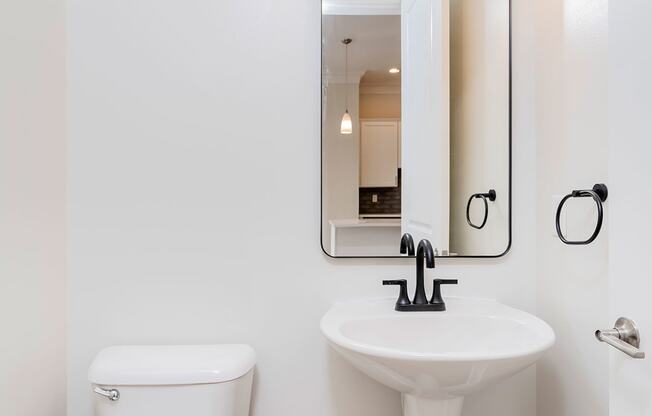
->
xmin=383 ymin=279 xmax=411 ymax=309
xmin=430 ymin=279 xmax=458 ymax=309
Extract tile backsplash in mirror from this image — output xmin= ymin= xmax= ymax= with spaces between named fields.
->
xmin=359 ymin=169 xmax=401 ymax=216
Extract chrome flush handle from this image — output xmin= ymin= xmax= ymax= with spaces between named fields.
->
xmin=93 ymin=387 xmax=120 ymax=401
xmin=595 ymin=317 xmax=645 ymax=359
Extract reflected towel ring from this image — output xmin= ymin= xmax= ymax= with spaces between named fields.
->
xmin=555 ymin=183 xmax=608 ymax=245
xmin=466 ymin=190 xmax=496 ymax=230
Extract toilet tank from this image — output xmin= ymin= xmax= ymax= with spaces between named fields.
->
xmin=88 ymin=345 xmax=255 ymax=416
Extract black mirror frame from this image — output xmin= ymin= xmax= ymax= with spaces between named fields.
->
xmin=319 ymin=0 xmax=512 ymax=259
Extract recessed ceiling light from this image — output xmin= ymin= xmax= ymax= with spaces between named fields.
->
xmin=389 ymin=68 xmax=400 ymax=74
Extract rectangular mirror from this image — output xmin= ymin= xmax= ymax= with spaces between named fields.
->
xmin=321 ymin=0 xmax=510 ymax=258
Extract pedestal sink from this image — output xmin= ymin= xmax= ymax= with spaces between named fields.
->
xmin=320 ymin=298 xmax=554 ymax=416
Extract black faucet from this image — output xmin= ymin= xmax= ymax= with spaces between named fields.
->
xmin=383 ymin=238 xmax=458 ymax=311
xmin=400 ymin=233 xmax=415 ymax=256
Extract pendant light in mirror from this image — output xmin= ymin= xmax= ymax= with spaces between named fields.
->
xmin=340 ymin=38 xmax=353 ymax=135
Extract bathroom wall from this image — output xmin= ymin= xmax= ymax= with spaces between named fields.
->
xmin=449 ymin=0 xmax=510 ymax=256
xmin=0 ymin=0 xmax=66 ymax=415
xmin=531 ymin=0 xmax=609 ymax=415
xmin=322 ymin=81 xmax=360 ymax=248
xmin=67 ymin=1 xmax=537 ymax=416
xmin=359 ymin=89 xmax=401 ymax=119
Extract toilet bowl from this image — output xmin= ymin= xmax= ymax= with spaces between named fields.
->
xmin=88 ymin=344 xmax=255 ymax=416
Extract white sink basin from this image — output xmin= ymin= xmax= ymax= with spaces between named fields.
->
xmin=320 ymin=298 xmax=554 ymax=416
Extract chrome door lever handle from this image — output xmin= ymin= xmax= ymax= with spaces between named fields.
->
xmin=595 ymin=317 xmax=645 ymax=359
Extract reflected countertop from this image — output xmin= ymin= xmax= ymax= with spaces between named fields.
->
xmin=328 ymin=218 xmax=401 ymax=228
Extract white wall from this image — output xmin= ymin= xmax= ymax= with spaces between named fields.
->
xmin=322 ymin=81 xmax=360 ymax=251
xmin=359 ymin=89 xmax=401 ymax=119
xmin=531 ymin=0 xmax=609 ymax=415
xmin=67 ymin=1 xmax=537 ymax=416
xmin=449 ymin=0 xmax=510 ymax=256
xmin=0 ymin=0 xmax=66 ymax=415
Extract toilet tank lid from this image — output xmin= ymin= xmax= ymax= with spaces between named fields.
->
xmin=88 ymin=344 xmax=256 ymax=385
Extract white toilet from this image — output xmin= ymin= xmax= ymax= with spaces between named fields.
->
xmin=88 ymin=344 xmax=255 ymax=416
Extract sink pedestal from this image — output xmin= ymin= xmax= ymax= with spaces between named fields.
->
xmin=402 ymin=395 xmax=464 ymax=416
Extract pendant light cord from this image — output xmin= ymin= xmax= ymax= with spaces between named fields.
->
xmin=345 ymin=41 xmax=348 ymax=111
xmin=343 ymin=39 xmax=351 ymax=112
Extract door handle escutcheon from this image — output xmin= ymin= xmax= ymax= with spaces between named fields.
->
xmin=595 ymin=317 xmax=645 ymax=359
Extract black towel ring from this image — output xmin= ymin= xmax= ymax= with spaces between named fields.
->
xmin=466 ymin=189 xmax=496 ymax=230
xmin=555 ymin=183 xmax=608 ymax=245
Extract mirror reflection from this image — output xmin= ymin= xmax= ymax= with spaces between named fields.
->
xmin=321 ymin=0 xmax=510 ymax=257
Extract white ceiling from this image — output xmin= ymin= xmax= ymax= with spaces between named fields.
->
xmin=322 ymin=14 xmax=401 ymax=84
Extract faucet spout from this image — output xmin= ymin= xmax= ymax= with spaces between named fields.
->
xmin=414 ymin=239 xmax=435 ymax=304
xmin=400 ymin=233 xmax=415 ymax=256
